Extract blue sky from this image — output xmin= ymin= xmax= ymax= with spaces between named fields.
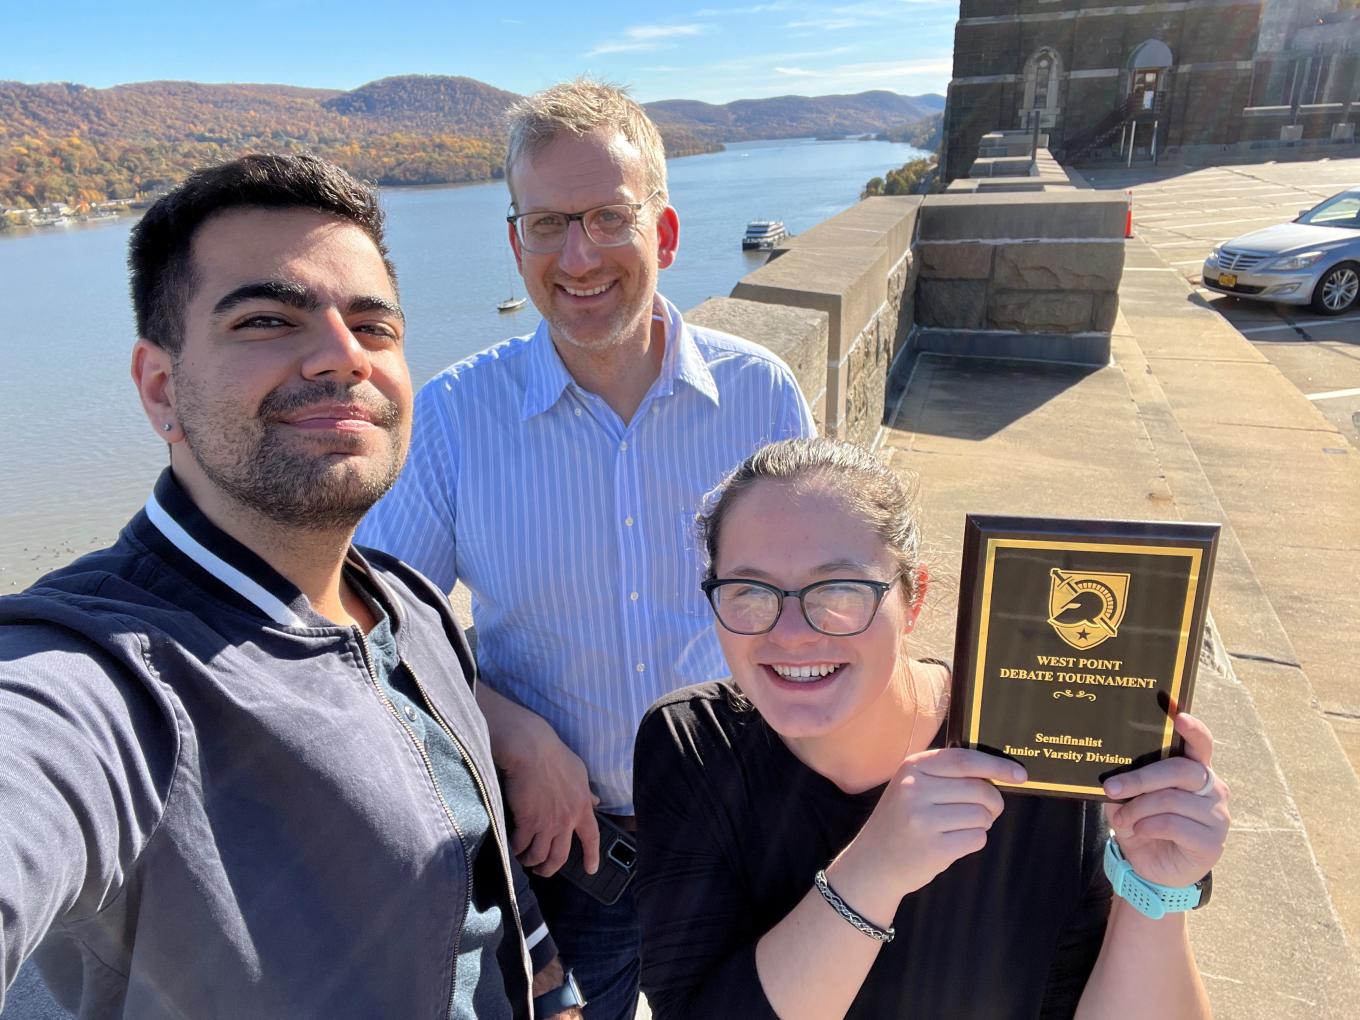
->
xmin=4 ymin=0 xmax=957 ymax=103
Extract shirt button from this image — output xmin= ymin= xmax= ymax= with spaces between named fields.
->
xmin=630 ymin=591 xmax=639 ymax=601
xmin=636 ymin=662 xmax=646 ymax=673
xmin=624 ymin=516 xmax=634 ymax=527
xmin=403 ymin=704 xmax=418 ymax=723
xmin=574 ymin=407 xmax=582 ymax=417
xmin=619 ymin=440 xmax=629 ymax=452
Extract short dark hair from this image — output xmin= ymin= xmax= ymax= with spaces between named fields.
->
xmin=128 ymin=153 xmax=394 ymax=353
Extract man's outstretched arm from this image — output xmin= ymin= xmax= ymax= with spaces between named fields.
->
xmin=0 ymin=629 xmax=174 ymax=1007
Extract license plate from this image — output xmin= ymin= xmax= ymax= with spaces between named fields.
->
xmin=1219 ymin=272 xmax=1238 ymax=287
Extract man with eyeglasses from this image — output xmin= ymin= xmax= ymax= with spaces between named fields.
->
xmin=358 ymin=80 xmax=815 ymax=1019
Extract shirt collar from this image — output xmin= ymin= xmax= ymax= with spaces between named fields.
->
xmin=140 ymin=468 xmax=392 ymax=631
xmin=520 ymin=316 xmax=578 ymax=420
xmin=520 ymin=294 xmax=720 ymax=420
xmin=659 ymin=294 xmax=720 ymax=407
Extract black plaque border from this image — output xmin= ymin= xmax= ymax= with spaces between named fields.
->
xmin=947 ymin=516 xmax=1219 ymax=799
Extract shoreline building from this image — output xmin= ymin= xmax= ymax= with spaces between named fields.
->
xmin=941 ymin=1 xmax=1360 ymax=182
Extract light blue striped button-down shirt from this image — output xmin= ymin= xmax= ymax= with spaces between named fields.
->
xmin=357 ymin=295 xmax=815 ymax=812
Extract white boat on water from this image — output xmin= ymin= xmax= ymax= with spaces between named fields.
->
xmin=497 ymin=296 xmax=528 ymax=312
xmin=742 ymin=219 xmax=788 ymax=251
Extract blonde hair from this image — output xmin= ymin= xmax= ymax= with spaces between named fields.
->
xmin=504 ymin=78 xmax=668 ymax=207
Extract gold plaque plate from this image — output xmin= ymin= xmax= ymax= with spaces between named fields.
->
xmin=948 ymin=516 xmax=1219 ymax=799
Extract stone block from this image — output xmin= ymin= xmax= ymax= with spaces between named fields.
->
xmin=994 ymin=241 xmax=1125 ymax=291
xmin=968 ymin=155 xmax=1037 ymax=178
xmin=988 ymin=290 xmax=1094 ymax=333
xmin=917 ymin=279 xmax=988 ymax=329
xmin=918 ymin=242 xmax=994 ymax=280
xmin=1091 ymin=292 xmax=1120 ymax=331
xmin=919 ymin=192 xmax=1126 ymax=241
xmin=684 ymin=296 xmax=828 ymax=407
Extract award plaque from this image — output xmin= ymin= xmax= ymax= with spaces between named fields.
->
xmin=947 ymin=516 xmax=1219 ymax=799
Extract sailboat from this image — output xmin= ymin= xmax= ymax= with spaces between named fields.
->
xmin=498 ymin=258 xmax=528 ymax=312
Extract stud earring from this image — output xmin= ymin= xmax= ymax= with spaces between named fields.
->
xmin=162 ymin=422 xmax=174 ymax=432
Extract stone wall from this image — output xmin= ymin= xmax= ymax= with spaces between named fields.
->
xmin=684 ymin=196 xmax=921 ymax=446
xmin=911 ymin=191 xmax=1125 ymax=365
xmin=942 ymin=0 xmax=1267 ymax=178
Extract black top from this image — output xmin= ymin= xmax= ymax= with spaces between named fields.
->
xmin=634 ymin=682 xmax=1111 ymax=1020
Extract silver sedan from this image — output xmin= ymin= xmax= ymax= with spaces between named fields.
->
xmin=1202 ymin=188 xmax=1360 ymax=315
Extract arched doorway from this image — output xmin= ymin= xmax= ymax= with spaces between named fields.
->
xmin=1129 ymin=39 xmax=1173 ymax=112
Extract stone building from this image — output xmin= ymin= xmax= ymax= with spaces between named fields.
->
xmin=941 ymin=1 xmax=1360 ymax=181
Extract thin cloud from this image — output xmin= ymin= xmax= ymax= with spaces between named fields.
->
xmin=630 ymin=25 xmax=703 ymax=40
xmin=695 ymin=3 xmax=791 ymax=14
xmin=587 ymin=24 xmax=703 ymax=57
xmin=789 ymin=18 xmax=866 ymax=30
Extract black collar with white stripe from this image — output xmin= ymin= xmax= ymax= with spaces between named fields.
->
xmin=137 ymin=468 xmax=391 ymax=631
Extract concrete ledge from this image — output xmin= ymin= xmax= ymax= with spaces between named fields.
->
xmin=919 ymin=192 xmax=1126 ymax=240
xmin=732 ymin=247 xmax=889 ymax=364
xmin=912 ymin=327 xmax=1111 ymax=366
xmin=968 ymin=155 xmax=1037 ymax=177
xmin=775 ymin=196 xmax=919 ymax=264
xmin=685 ymin=296 xmax=830 ymax=429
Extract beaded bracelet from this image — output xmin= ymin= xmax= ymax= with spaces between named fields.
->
xmin=813 ymin=869 xmax=895 ymax=943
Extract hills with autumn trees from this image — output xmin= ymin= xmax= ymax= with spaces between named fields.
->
xmin=0 ymin=74 xmax=943 ymax=209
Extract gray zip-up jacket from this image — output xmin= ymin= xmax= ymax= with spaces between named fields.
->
xmin=0 ymin=470 xmax=548 ymax=1018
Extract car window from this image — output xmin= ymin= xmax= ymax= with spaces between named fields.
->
xmin=1303 ymin=195 xmax=1360 ymax=227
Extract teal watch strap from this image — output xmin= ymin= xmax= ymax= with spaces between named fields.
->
xmin=1103 ymin=836 xmax=1208 ymax=919
xmin=533 ymin=968 xmax=586 ymax=1015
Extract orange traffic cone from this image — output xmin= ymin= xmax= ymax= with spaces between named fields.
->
xmin=1124 ymin=190 xmax=1134 ymax=238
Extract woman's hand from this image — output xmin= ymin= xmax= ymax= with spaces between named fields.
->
xmin=839 ymin=747 xmax=1027 ymax=904
xmin=1101 ymin=713 xmax=1230 ymax=888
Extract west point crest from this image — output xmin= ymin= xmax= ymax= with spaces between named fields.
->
xmin=1047 ymin=568 xmax=1129 ymax=651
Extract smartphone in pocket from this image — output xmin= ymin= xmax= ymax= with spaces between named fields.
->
xmin=557 ymin=811 xmax=638 ymax=905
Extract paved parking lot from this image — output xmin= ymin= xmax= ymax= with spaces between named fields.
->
xmin=1083 ymin=160 xmax=1360 ymax=450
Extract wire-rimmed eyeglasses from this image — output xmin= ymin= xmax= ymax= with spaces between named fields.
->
xmin=700 ymin=577 xmax=898 ymax=637
xmin=507 ymin=190 xmax=661 ymax=253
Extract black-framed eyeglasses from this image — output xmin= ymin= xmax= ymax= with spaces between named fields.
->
xmin=507 ymin=190 xmax=661 ymax=253
xmin=700 ymin=577 xmax=898 ymax=637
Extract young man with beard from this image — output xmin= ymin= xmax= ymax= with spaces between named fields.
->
xmin=0 ymin=154 xmax=582 ymax=1020
xmin=358 ymin=81 xmax=816 ymax=1019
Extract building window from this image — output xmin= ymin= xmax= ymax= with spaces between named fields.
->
xmin=1250 ymin=49 xmax=1358 ymax=108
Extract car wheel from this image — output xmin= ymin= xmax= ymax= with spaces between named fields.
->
xmin=1311 ymin=262 xmax=1360 ymax=315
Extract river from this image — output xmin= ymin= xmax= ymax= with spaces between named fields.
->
xmin=0 ymin=136 xmax=925 ymax=591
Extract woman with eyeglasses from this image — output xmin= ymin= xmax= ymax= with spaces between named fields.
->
xmin=633 ymin=437 xmax=1228 ymax=1019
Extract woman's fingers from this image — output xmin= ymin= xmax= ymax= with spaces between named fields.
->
xmin=925 ymin=801 xmax=1001 ymax=834
xmin=1114 ymin=810 xmax=1220 ymax=857
xmin=1173 ymin=712 xmax=1215 ymax=768
xmin=909 ymin=747 xmax=1027 ymax=785
xmin=1103 ymin=747 xmax=1218 ymax=802
xmin=1106 ymin=786 xmax=1222 ymax=833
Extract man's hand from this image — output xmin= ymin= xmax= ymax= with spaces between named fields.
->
xmin=504 ymin=724 xmax=600 ymax=877
xmin=475 ymin=684 xmax=599 ymax=877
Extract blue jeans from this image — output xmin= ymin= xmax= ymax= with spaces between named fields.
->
xmin=530 ymin=874 xmax=639 ymax=1020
